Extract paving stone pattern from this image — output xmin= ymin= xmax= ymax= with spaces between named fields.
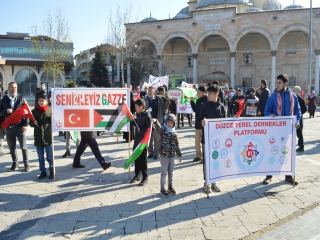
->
xmin=0 ymin=110 xmax=319 ymax=239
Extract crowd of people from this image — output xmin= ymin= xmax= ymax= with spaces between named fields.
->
xmin=0 ymin=75 xmax=318 ymax=197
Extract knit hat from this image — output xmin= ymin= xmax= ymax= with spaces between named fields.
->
xmin=166 ymin=114 xmax=176 ymax=125
xmin=212 ymin=80 xmax=220 ymax=85
xmin=198 ymin=85 xmax=206 ymax=93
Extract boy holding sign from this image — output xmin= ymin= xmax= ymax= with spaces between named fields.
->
xmin=197 ymin=85 xmax=226 ymax=193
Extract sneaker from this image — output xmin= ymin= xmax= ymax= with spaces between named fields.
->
xmin=38 ymin=171 xmax=47 ymax=180
xmin=211 ymin=183 xmax=221 ymax=192
xmin=153 ymin=155 xmax=159 ymax=160
xmin=25 ymin=165 xmax=30 ymax=172
xmin=72 ymin=163 xmax=85 ymax=168
xmin=204 ymin=182 xmax=212 ymax=193
xmin=139 ymin=178 xmax=148 ymax=186
xmin=193 ymin=157 xmax=201 ymax=162
xmin=262 ymin=177 xmax=272 ymax=185
xmin=160 ymin=189 xmax=169 ymax=198
xmin=285 ymin=177 xmax=299 ymax=186
xmin=62 ymin=151 xmax=71 ymax=158
xmin=168 ymin=187 xmax=176 ymax=195
xmin=8 ymin=164 xmax=19 ymax=172
xmin=101 ymin=162 xmax=111 ymax=170
xmin=130 ymin=175 xmax=141 ymax=183
xmin=49 ymin=171 xmax=54 ymax=180
xmin=147 ymin=154 xmax=153 ymax=159
xmin=296 ymin=147 xmax=304 ymax=152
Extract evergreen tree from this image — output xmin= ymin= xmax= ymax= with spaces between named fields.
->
xmin=89 ymin=46 xmax=110 ymax=87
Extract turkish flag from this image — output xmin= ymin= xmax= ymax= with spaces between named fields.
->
xmin=64 ymin=109 xmax=90 ymax=127
xmin=1 ymin=104 xmax=36 ymax=129
xmin=235 ymin=99 xmax=245 ymax=117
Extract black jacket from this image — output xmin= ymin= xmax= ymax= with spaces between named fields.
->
xmin=30 ymin=107 xmax=52 ymax=146
xmin=80 ymin=131 xmax=97 ymax=138
xmin=297 ymin=95 xmax=307 ymax=115
xmin=196 ymin=100 xmax=226 ymax=143
xmin=190 ymin=95 xmax=208 ymax=129
xmin=231 ymin=94 xmax=246 ymax=116
xmin=257 ymin=87 xmax=270 ymax=115
xmin=133 ymin=110 xmax=152 ymax=149
xmin=0 ymin=94 xmax=29 ymax=127
xmin=218 ymin=89 xmax=225 ymax=105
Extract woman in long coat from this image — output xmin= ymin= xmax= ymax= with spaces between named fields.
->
xmin=307 ymin=91 xmax=317 ymax=118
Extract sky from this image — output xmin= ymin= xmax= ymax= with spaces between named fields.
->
xmin=0 ymin=0 xmax=319 ymax=55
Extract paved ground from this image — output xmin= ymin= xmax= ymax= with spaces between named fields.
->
xmin=0 ymin=109 xmax=319 ymax=240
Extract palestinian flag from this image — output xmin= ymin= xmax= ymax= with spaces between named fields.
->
xmin=70 ymin=131 xmax=79 ymax=144
xmin=94 ymin=108 xmax=120 ymax=128
xmin=123 ymin=126 xmax=152 ymax=170
xmin=109 ymin=102 xmax=135 ymax=135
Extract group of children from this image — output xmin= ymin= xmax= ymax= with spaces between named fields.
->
xmin=131 ymin=84 xmax=225 ymax=197
xmin=30 ymin=84 xmax=225 ymax=198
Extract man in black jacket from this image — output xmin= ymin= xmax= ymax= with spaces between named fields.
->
xmin=190 ymin=85 xmax=208 ymax=162
xmin=293 ymin=86 xmax=307 ymax=151
xmin=257 ymin=79 xmax=270 ymax=116
xmin=197 ymin=84 xmax=226 ymax=193
xmin=0 ymin=82 xmax=29 ymax=172
xmin=231 ymin=88 xmax=246 ymax=116
xmin=72 ymin=83 xmax=111 ymax=171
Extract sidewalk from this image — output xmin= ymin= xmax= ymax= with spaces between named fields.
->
xmin=0 ymin=110 xmax=319 ymax=240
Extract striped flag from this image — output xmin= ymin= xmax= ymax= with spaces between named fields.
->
xmin=109 ymin=102 xmax=135 ymax=135
xmin=123 ymin=126 xmax=152 ymax=169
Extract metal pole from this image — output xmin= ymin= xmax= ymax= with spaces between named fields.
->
xmin=308 ymin=0 xmax=313 ymax=91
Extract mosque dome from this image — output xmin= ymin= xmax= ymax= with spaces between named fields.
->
xmin=261 ymin=0 xmax=282 ymax=10
xmin=246 ymin=7 xmax=263 ymax=12
xmin=284 ymin=4 xmax=304 ymax=10
xmin=141 ymin=17 xmax=158 ymax=23
xmin=196 ymin=0 xmax=249 ymax=9
xmin=173 ymin=6 xmax=191 ymax=19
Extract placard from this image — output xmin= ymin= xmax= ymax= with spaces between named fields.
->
xmin=204 ymin=116 xmax=297 ymax=184
xmin=52 ymin=88 xmax=130 ymax=131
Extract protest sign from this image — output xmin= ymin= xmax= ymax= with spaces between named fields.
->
xmin=204 ymin=116 xmax=297 ymax=184
xmin=52 ymin=88 xmax=130 ymax=131
xmin=148 ymin=75 xmax=169 ymax=89
xmin=177 ymin=102 xmax=193 ymax=114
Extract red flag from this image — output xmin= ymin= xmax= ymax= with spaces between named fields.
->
xmin=235 ymin=99 xmax=245 ymax=117
xmin=64 ymin=109 xmax=90 ymax=127
xmin=1 ymin=104 xmax=36 ymax=129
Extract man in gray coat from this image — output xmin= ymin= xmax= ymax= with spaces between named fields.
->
xmin=144 ymin=86 xmax=169 ymax=160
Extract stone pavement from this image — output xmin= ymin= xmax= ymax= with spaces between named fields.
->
xmin=0 ymin=109 xmax=319 ymax=240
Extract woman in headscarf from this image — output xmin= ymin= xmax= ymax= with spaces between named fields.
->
xmin=307 ymin=90 xmax=317 ymax=118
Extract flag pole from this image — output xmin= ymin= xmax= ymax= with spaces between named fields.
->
xmin=51 ymin=98 xmax=56 ymax=180
xmin=128 ymin=130 xmax=131 ymax=180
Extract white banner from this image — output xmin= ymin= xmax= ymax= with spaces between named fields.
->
xmin=181 ymin=81 xmax=198 ymax=89
xmin=51 ymin=88 xmax=130 ymax=131
xmin=176 ymin=102 xmax=193 ymax=114
xmin=204 ymin=116 xmax=297 ymax=184
xmin=148 ymin=75 xmax=169 ymax=89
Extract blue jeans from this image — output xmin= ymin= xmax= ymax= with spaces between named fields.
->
xmin=36 ymin=145 xmax=53 ymax=172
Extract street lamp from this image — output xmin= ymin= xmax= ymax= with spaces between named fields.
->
xmin=308 ymin=0 xmax=312 ymax=91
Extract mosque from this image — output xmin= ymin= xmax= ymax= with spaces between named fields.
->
xmin=127 ymin=0 xmax=320 ymax=93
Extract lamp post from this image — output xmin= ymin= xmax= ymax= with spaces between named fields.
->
xmin=308 ymin=0 xmax=313 ymax=91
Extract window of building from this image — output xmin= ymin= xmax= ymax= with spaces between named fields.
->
xmin=243 ymin=38 xmax=252 ymax=53
xmin=15 ymin=69 xmax=37 ymax=97
xmin=40 ymin=71 xmax=62 ymax=91
xmin=288 ymin=77 xmax=296 ymax=88
xmin=286 ymin=36 xmax=296 ymax=54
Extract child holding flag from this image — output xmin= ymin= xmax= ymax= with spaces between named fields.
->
xmin=130 ymin=99 xmax=152 ymax=186
xmin=29 ymin=95 xmax=54 ymax=180
xmin=153 ymin=114 xmax=182 ymax=197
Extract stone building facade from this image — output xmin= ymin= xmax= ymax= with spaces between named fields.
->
xmin=127 ymin=0 xmax=320 ymax=94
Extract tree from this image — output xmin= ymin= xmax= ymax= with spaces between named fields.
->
xmin=30 ymin=8 xmax=73 ymax=86
xmin=105 ymin=4 xmax=139 ymax=86
xmin=89 ymin=46 xmax=110 ymax=87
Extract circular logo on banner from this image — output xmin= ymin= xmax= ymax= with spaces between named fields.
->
xmin=271 ymin=146 xmax=279 ymax=155
xmin=268 ymin=156 xmax=276 ymax=165
xmin=178 ymin=102 xmax=187 ymax=111
xmin=279 ymin=155 xmax=288 ymax=165
xmin=220 ymin=149 xmax=228 ymax=158
xmin=212 ymin=150 xmax=219 ymax=160
xmin=212 ymin=139 xmax=220 ymax=149
xmin=56 ymin=121 xmax=62 ymax=128
xmin=225 ymin=138 xmax=232 ymax=148
xmin=269 ymin=136 xmax=276 ymax=144
xmin=281 ymin=146 xmax=289 ymax=155
xmin=236 ymin=136 xmax=264 ymax=171
xmin=225 ymin=159 xmax=231 ymax=168
xmin=213 ymin=161 xmax=219 ymax=170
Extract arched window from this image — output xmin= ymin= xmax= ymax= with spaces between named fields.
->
xmin=286 ymin=36 xmax=296 ymax=54
xmin=40 ymin=71 xmax=62 ymax=92
xmin=15 ymin=69 xmax=37 ymax=97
